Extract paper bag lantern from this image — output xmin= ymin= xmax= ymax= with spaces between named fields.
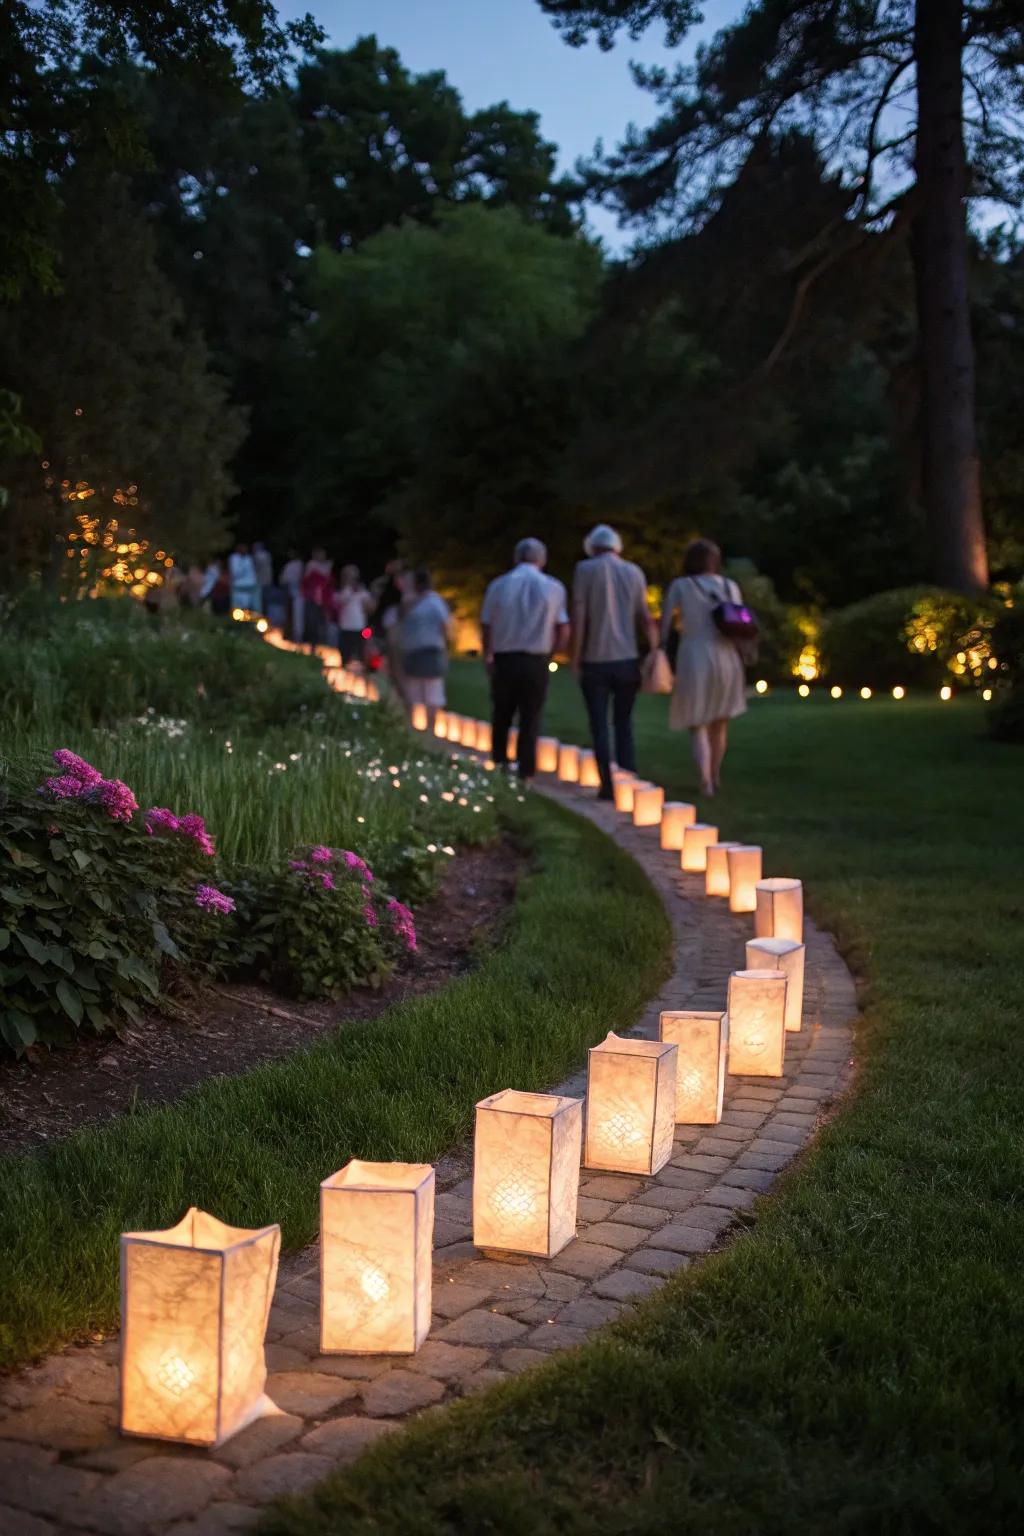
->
xmin=584 ymin=1032 xmax=677 ymax=1175
xmin=746 ymin=937 xmax=805 ymax=1031
xmin=320 ymin=1161 xmax=434 ymax=1355
xmin=558 ymin=743 xmax=580 ymax=782
xmin=727 ymin=845 xmax=764 ymax=913
xmin=727 ymin=969 xmax=787 ymax=1077
xmin=410 ymin=703 xmax=428 ymax=732
xmin=704 ymin=841 xmax=741 ymax=897
xmin=681 ymin=822 xmax=719 ymax=873
xmin=660 ymin=801 xmax=696 ymax=850
xmin=578 ymin=749 xmax=600 ymax=787
xmin=433 ymin=711 xmax=448 ymax=740
xmin=507 ymin=725 xmax=519 ymax=759
xmin=473 ymin=1090 xmax=582 ymax=1258
xmin=536 ymin=736 xmax=559 ymax=773
xmin=613 ymin=776 xmax=638 ymax=814
xmin=659 ymin=1010 xmax=728 ymax=1124
xmin=446 ymin=715 xmax=463 ymax=745
xmin=120 ymin=1209 xmax=280 ymax=1447
xmin=475 ymin=720 xmax=492 ymax=754
xmin=632 ymin=783 xmax=665 ymax=828
xmin=755 ymin=878 xmax=804 ymax=942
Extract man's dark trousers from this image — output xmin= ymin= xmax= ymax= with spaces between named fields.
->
xmin=491 ymin=651 xmax=550 ymax=779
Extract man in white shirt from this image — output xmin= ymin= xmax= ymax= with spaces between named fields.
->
xmin=481 ymin=538 xmax=569 ymax=781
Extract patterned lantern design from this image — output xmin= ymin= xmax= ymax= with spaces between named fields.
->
xmin=473 ymin=1090 xmax=582 ymax=1258
xmin=558 ymin=743 xmax=580 ymax=782
xmin=120 ymin=1209 xmax=280 ymax=1447
xmin=705 ymin=841 xmax=741 ymax=897
xmin=755 ymin=878 xmax=804 ymax=942
xmin=475 ymin=720 xmax=492 ymax=754
xmin=660 ymin=801 xmax=697 ymax=850
xmin=410 ymin=703 xmax=428 ymax=732
xmin=536 ymin=737 xmax=559 ymax=773
xmin=659 ymin=1009 xmax=728 ymax=1124
xmin=746 ymin=937 xmax=805 ymax=1031
xmin=681 ymin=823 xmax=719 ymax=873
xmin=632 ymin=783 xmax=665 ymax=828
xmin=727 ymin=969 xmax=787 ymax=1077
xmin=584 ymin=1032 xmax=677 ymax=1176
xmin=578 ymin=749 xmax=600 ymax=787
xmin=320 ymin=1161 xmax=434 ymax=1356
xmin=727 ymin=845 xmax=763 ymax=913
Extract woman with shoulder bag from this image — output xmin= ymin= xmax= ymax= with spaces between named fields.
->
xmin=660 ymin=538 xmax=756 ymax=797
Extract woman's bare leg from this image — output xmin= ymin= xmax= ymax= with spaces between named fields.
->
xmin=709 ymin=718 xmax=729 ymax=788
xmin=690 ymin=725 xmax=713 ymax=796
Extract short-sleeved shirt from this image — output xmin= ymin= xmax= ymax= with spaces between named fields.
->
xmin=572 ymin=554 xmax=648 ymax=662
xmin=400 ymin=591 xmax=451 ymax=653
xmin=480 ymin=564 xmax=568 ymax=655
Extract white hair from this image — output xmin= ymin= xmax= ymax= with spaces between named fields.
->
xmin=584 ymin=524 xmax=622 ymax=556
xmin=514 ymin=537 xmax=547 ymax=566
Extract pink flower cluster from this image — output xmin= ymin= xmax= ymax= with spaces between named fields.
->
xmin=144 ymin=807 xmax=215 ymax=856
xmin=41 ymin=750 xmax=138 ymax=823
xmin=290 ymin=845 xmax=374 ymax=894
xmin=386 ymin=898 xmax=417 ymax=953
xmin=194 ymin=883 xmax=235 ymax=915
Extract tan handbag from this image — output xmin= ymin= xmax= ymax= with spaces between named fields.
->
xmin=641 ymin=648 xmax=674 ymax=695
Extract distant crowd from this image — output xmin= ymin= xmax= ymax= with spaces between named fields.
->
xmin=157 ymin=529 xmax=754 ymax=800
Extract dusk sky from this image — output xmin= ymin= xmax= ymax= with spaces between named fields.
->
xmin=277 ymin=1 xmax=743 ymax=248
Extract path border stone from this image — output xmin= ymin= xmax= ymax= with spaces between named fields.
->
xmin=0 ymin=766 xmax=856 ymax=1535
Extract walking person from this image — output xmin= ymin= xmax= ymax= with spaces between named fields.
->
xmin=228 ymin=543 xmax=259 ymax=613
xmin=572 ymin=524 xmax=657 ymax=800
xmin=373 ymin=560 xmax=410 ymax=706
xmin=300 ymin=548 xmax=333 ymax=649
xmin=335 ymin=565 xmax=375 ymax=666
xmin=481 ymin=537 xmax=568 ymax=782
xmin=278 ymin=549 xmax=304 ymax=642
xmin=399 ymin=570 xmax=452 ymax=733
xmin=251 ymin=541 xmax=274 ymax=613
xmin=660 ymin=538 xmax=747 ymax=797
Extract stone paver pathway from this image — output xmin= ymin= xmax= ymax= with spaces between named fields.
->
xmin=0 ymin=772 xmax=856 ymax=1535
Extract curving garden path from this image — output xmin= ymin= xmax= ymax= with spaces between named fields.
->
xmin=0 ymin=766 xmax=856 ymax=1536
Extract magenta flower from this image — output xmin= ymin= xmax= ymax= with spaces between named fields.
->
xmin=289 ymin=858 xmax=308 ymax=871
xmin=310 ymin=845 xmax=333 ymax=864
xmin=52 ymin=749 xmax=102 ymax=787
xmin=178 ymin=812 xmax=215 ymax=857
xmin=318 ymin=872 xmax=336 ymax=891
xmin=144 ymin=807 xmax=180 ymax=837
xmin=195 ymin=883 xmax=235 ymax=915
xmin=41 ymin=773 xmax=86 ymax=802
xmin=385 ymin=898 xmax=417 ymax=953
xmin=344 ymin=851 xmax=374 ymax=884
xmin=95 ymin=778 xmax=138 ymax=824
xmin=363 ymin=903 xmax=378 ymax=929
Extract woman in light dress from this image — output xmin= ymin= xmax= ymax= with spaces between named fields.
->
xmin=661 ymin=538 xmax=746 ymax=797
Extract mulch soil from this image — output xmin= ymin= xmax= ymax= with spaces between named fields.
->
xmin=0 ymin=838 xmax=521 ymax=1158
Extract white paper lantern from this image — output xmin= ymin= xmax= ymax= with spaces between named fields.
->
xmin=727 ymin=969 xmax=787 ymax=1077
xmin=584 ymin=1032 xmax=677 ymax=1175
xmin=681 ymin=822 xmax=719 ymax=873
xmin=433 ymin=711 xmax=449 ymax=740
xmin=613 ymin=776 xmax=638 ymax=814
xmin=746 ymin=937 xmax=805 ymax=1031
xmin=755 ymin=878 xmax=804 ymax=942
xmin=507 ymin=725 xmax=519 ymax=759
xmin=704 ymin=840 xmax=741 ymax=897
xmin=410 ymin=703 xmax=428 ymax=732
xmin=475 ymin=720 xmax=492 ymax=754
xmin=632 ymin=783 xmax=665 ymax=828
xmin=459 ymin=718 xmax=477 ymax=749
xmin=727 ymin=845 xmax=764 ymax=913
xmin=536 ymin=737 xmax=559 ymax=773
xmin=320 ymin=1161 xmax=434 ymax=1356
xmin=660 ymin=801 xmax=697 ymax=850
xmin=578 ymin=749 xmax=600 ymax=787
xmin=558 ymin=744 xmax=580 ymax=782
xmin=659 ymin=1009 xmax=728 ymax=1124
xmin=120 ymin=1209 xmax=280 ymax=1447
xmin=473 ymin=1090 xmax=582 ymax=1258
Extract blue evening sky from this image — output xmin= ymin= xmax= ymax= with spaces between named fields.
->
xmin=276 ymin=1 xmax=744 ymax=249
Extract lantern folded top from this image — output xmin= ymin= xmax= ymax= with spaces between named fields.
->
xmin=321 ymin=1159 xmax=434 ymax=1196
xmin=123 ymin=1208 xmax=279 ymax=1253
xmin=478 ymin=1088 xmax=576 ymax=1118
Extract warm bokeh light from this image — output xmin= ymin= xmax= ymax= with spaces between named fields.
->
xmin=755 ymin=679 xmax=768 ymax=694
xmin=892 ymin=685 xmax=905 ymax=699
xmin=830 ymin=685 xmax=842 ymax=699
xmin=860 ymin=686 xmax=872 ymax=700
xmin=940 ymin=685 xmax=953 ymax=701
xmin=798 ymin=684 xmax=810 ymax=698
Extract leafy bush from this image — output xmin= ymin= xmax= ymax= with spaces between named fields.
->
xmin=988 ymin=604 xmax=1024 ymax=742
xmin=822 ymin=586 xmax=1001 ymax=689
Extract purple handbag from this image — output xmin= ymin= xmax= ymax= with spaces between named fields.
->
xmin=712 ymin=599 xmax=759 ymax=640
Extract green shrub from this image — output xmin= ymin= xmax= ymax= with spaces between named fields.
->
xmin=822 ymin=586 xmax=1001 ymax=689
xmin=988 ymin=604 xmax=1024 ymax=742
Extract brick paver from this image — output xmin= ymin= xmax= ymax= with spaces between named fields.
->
xmin=0 ymin=763 xmax=855 ymax=1533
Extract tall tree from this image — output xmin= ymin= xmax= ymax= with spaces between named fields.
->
xmin=539 ymin=0 xmax=1024 ymax=591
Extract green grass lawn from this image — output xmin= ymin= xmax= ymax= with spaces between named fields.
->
xmin=0 ymin=794 xmax=671 ymax=1370
xmin=266 ymin=668 xmax=1023 ymax=1532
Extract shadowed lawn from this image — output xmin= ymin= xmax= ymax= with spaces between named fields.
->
xmin=0 ymin=794 xmax=671 ymax=1370
xmin=265 ymin=669 xmax=1022 ymax=1532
